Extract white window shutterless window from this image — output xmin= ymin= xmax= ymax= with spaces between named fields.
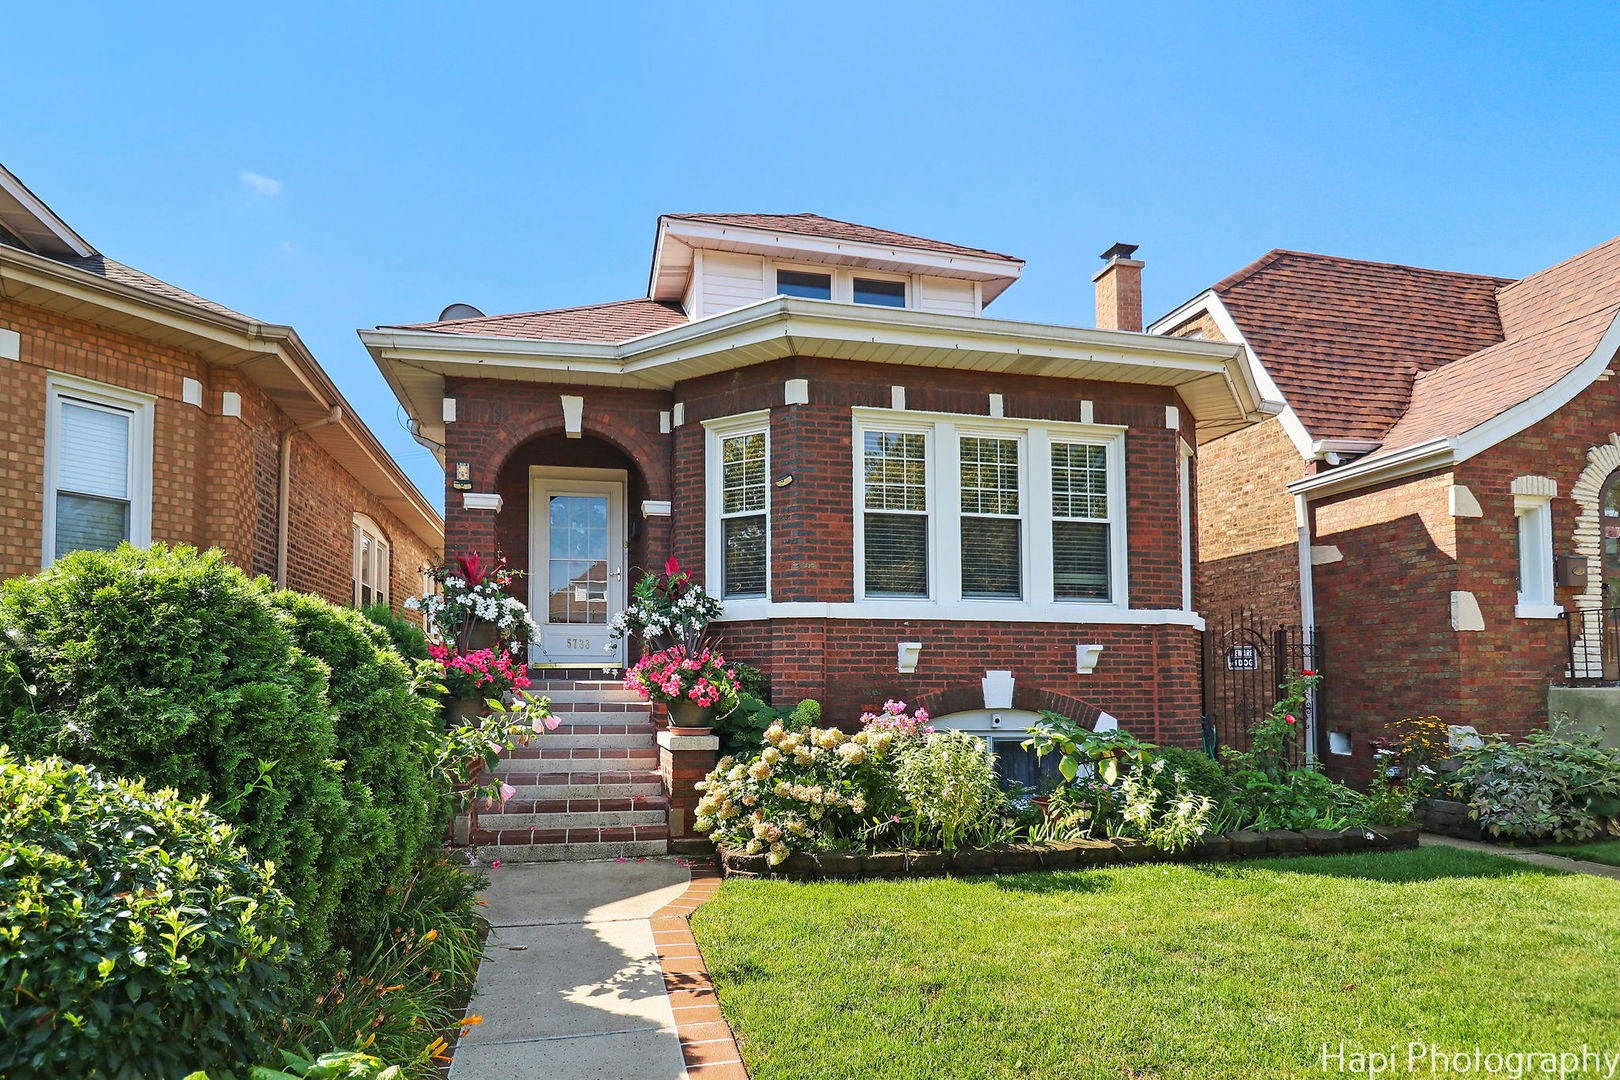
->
xmin=1051 ymin=441 xmax=1115 ymax=602
xmin=1514 ymin=494 xmax=1558 ymax=618
xmin=853 ymin=411 xmax=1127 ymax=610
xmin=959 ymin=434 xmax=1025 ymax=600
xmin=861 ymin=429 xmax=930 ymax=597
xmin=719 ymin=428 xmax=769 ymax=598
xmin=352 ymin=514 xmax=390 ymax=607
xmin=43 ymin=375 xmax=153 ymax=565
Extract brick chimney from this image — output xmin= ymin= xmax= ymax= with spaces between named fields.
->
xmin=1093 ymin=242 xmax=1143 ymax=332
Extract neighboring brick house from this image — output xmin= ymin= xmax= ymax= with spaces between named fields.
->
xmin=1154 ymin=239 xmax=1620 ymax=780
xmin=0 ymin=163 xmax=441 ymax=606
xmin=363 ymin=216 xmax=1275 ymax=770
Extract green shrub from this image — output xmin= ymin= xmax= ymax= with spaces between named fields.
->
xmin=270 ymin=592 xmax=450 ymax=947
xmin=0 ymin=748 xmax=293 ymax=1080
xmin=894 ymin=729 xmax=1005 ymax=851
xmin=1456 ymin=715 xmax=1620 ymax=842
xmin=189 ymin=1050 xmax=403 ymax=1080
xmin=1153 ymin=745 xmax=1227 ymax=805
xmin=281 ymin=857 xmax=488 ymax=1074
xmin=0 ymin=544 xmax=350 ymax=961
xmin=360 ymin=602 xmax=431 ymax=663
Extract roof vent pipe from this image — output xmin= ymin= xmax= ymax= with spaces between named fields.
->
xmin=1094 ymin=242 xmax=1144 ymax=333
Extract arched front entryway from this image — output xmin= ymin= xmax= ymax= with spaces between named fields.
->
xmin=493 ymin=431 xmax=667 ymax=668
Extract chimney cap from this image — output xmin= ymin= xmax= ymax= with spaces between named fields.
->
xmin=1099 ymin=242 xmax=1140 ymax=262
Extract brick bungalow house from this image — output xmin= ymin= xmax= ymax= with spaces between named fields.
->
xmin=363 ymin=214 xmax=1276 ymax=768
xmin=0 ymin=162 xmax=440 ymax=604
xmin=1153 ymin=238 xmax=1620 ymax=780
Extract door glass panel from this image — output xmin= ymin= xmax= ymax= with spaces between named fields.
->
xmin=547 ymin=494 xmax=609 ymax=624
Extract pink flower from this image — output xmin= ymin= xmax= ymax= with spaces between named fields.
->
xmin=498 ymin=782 xmax=517 ymax=802
xmin=533 ymin=715 xmax=560 ymax=733
xmin=490 ymin=859 xmax=502 ymax=868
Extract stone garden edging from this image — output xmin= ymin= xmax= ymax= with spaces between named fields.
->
xmin=1412 ymin=798 xmax=1485 ymax=840
xmin=718 ymin=825 xmax=1422 ymax=880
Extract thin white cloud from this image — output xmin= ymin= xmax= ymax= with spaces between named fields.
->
xmin=239 ymin=170 xmax=283 ymax=198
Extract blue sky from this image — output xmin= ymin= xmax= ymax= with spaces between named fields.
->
xmin=6 ymin=2 xmax=1619 ymax=508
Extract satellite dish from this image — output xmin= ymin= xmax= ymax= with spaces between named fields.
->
xmin=437 ymin=303 xmax=485 ymax=321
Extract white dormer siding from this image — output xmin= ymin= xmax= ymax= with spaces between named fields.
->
xmin=686 ymin=249 xmax=984 ymax=320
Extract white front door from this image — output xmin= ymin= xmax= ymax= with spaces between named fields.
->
xmin=529 ymin=468 xmax=627 ymax=667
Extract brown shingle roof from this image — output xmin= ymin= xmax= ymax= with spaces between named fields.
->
xmin=386 ymin=298 xmax=689 ymax=343
xmin=665 ymin=212 xmax=1022 ymax=263
xmin=54 ymin=253 xmax=254 ymax=321
xmin=1212 ymin=250 xmax=1510 ymax=442
xmin=1376 ymin=236 xmax=1620 ymax=453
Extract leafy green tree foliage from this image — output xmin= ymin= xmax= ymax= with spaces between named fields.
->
xmin=359 ymin=601 xmax=431 ymax=663
xmin=0 ymin=749 xmax=293 ymax=1080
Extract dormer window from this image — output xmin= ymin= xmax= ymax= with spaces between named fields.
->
xmin=776 ymin=269 xmax=832 ymax=300
xmin=854 ymin=277 xmax=906 ymax=307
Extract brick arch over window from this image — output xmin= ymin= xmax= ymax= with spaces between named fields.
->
xmin=475 ymin=411 xmax=672 ymax=501
xmin=912 ymin=684 xmax=1107 ymax=727
xmin=1569 ymin=433 xmax=1620 ymax=615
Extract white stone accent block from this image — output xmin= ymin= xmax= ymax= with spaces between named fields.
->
xmin=659 ymin=410 xmax=672 ymax=434
xmin=784 ymin=378 xmax=809 ymax=406
xmin=220 ymin=391 xmax=242 ymax=418
xmin=988 ymin=393 xmax=1004 ymax=418
xmin=1075 ymin=644 xmax=1104 ymax=674
xmin=641 ymin=500 xmax=671 ymax=517
xmin=657 ymin=730 xmax=720 ymax=752
xmin=182 ymin=377 xmax=203 ymax=407
xmin=1310 ymin=545 xmax=1344 ymax=565
xmin=1450 ymin=591 xmax=1485 ymax=632
xmin=897 ymin=641 xmax=923 ymax=673
xmin=0 ymin=327 xmax=18 ymax=360
xmin=672 ymin=402 xmax=685 ymax=427
xmin=463 ymin=492 xmax=504 ymax=512
xmin=442 ymin=397 xmax=458 ymax=423
xmin=561 ymin=394 xmax=584 ymax=438
xmin=1510 ymin=475 xmax=1557 ymax=498
xmin=1449 ymin=484 xmax=1483 ymax=517
xmin=1080 ymin=400 xmax=1094 ymax=424
xmin=891 ymin=386 xmax=906 ymax=411
xmin=981 ymin=669 xmax=1015 ymax=709
xmin=1166 ymin=405 xmax=1180 ymax=429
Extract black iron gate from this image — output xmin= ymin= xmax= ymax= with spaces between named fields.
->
xmin=1201 ymin=610 xmax=1323 ymax=760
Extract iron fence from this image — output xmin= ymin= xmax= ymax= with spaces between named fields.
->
xmin=1562 ymin=606 xmax=1620 ymax=684
xmin=1201 ymin=610 xmax=1323 ymax=760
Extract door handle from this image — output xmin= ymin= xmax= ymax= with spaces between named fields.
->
xmin=611 ymin=568 xmax=623 ymax=579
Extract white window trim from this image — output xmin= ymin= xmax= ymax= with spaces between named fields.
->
xmin=771 ymin=260 xmax=912 ymax=309
xmin=352 ymin=512 xmax=390 ymax=608
xmin=42 ymin=372 xmax=154 ymax=568
xmin=1513 ymin=493 xmax=1560 ymax=619
xmin=703 ymin=411 xmax=772 ymax=600
xmin=849 ymin=407 xmax=1129 ymax=617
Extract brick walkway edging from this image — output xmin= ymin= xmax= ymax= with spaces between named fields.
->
xmin=649 ymin=859 xmax=751 ymax=1079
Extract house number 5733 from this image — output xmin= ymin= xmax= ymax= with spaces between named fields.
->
xmin=567 ymin=638 xmax=591 ymax=650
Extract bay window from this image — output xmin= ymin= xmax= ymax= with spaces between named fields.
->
xmin=853 ymin=409 xmax=1125 ymax=610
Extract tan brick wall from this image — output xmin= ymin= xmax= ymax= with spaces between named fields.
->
xmin=0 ymin=298 xmax=434 ymax=610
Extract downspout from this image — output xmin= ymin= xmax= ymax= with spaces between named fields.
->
xmin=1295 ymin=491 xmax=1320 ymax=751
xmin=276 ymin=407 xmax=343 ymax=588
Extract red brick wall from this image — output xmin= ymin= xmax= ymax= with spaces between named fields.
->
xmin=443 ymin=355 xmax=1200 ymax=739
xmin=0 ymin=298 xmax=435 ymax=610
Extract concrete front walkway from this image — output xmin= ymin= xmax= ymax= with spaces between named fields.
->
xmin=1420 ymin=832 xmax=1620 ymax=881
xmin=449 ymin=859 xmax=694 ymax=1080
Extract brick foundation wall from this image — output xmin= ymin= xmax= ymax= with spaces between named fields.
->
xmin=0 ymin=299 xmax=434 ymax=610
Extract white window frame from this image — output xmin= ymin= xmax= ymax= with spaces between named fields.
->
xmin=856 ymin=418 xmax=936 ymax=600
xmin=851 ymin=408 xmax=1129 ymax=616
xmin=703 ymin=412 xmax=772 ymax=600
xmin=1514 ymin=494 xmax=1560 ymax=619
xmin=352 ymin=512 xmax=390 ymax=608
xmin=957 ymin=426 xmax=1030 ymax=601
xmin=42 ymin=372 xmax=154 ymax=568
xmin=771 ymin=261 xmax=912 ymax=309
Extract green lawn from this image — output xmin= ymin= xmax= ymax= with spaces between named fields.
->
xmin=690 ymin=849 xmax=1620 ymax=1080
xmin=1535 ymin=838 xmax=1620 ymax=868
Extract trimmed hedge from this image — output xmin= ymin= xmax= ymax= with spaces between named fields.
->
xmin=0 ymin=544 xmax=454 ymax=975
xmin=271 ymin=591 xmax=448 ymax=945
xmin=0 ymin=748 xmax=293 ymax=1080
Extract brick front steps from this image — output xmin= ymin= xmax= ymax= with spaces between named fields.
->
xmin=471 ymin=680 xmax=671 ymax=862
xmin=718 ymin=825 xmax=1422 ymax=880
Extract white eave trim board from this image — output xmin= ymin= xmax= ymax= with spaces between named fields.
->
xmin=0 ymin=165 xmax=95 ymax=258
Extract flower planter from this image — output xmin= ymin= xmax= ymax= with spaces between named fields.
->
xmin=444 ymin=695 xmax=489 ymax=727
xmin=666 ymin=699 xmax=714 ymax=733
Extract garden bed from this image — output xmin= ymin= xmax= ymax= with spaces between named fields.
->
xmin=1412 ymin=796 xmax=1483 ymax=840
xmin=718 ymin=824 xmax=1419 ymax=879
